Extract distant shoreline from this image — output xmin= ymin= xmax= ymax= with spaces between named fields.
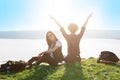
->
xmin=0 ymin=30 xmax=120 ymax=39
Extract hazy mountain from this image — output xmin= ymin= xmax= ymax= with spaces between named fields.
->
xmin=0 ymin=30 xmax=120 ymax=39
xmin=84 ymin=30 xmax=120 ymax=39
xmin=0 ymin=31 xmax=46 ymax=39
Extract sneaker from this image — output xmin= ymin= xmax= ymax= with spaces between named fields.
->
xmin=25 ymin=65 xmax=32 ymax=69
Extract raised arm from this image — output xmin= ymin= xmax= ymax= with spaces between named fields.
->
xmin=82 ymin=13 xmax=92 ymax=28
xmin=50 ymin=16 xmax=68 ymax=39
xmin=79 ymin=13 xmax=92 ymax=37
xmin=50 ymin=16 xmax=63 ymax=28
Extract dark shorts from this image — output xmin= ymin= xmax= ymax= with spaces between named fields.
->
xmin=41 ymin=53 xmax=58 ymax=66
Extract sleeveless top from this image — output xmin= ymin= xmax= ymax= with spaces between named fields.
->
xmin=49 ymin=40 xmax=64 ymax=62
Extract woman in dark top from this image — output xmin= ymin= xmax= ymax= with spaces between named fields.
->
xmin=26 ymin=31 xmax=64 ymax=67
xmin=50 ymin=13 xmax=92 ymax=64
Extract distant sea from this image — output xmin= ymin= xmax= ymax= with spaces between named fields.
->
xmin=0 ymin=30 xmax=120 ymax=39
xmin=0 ymin=30 xmax=120 ymax=64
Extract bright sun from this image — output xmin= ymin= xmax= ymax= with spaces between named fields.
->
xmin=42 ymin=0 xmax=70 ymax=30
xmin=38 ymin=0 xmax=103 ymax=30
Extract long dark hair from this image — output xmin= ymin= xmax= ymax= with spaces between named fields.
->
xmin=46 ymin=31 xmax=58 ymax=47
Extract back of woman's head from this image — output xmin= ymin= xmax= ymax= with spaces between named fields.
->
xmin=46 ymin=31 xmax=58 ymax=46
xmin=68 ymin=23 xmax=78 ymax=33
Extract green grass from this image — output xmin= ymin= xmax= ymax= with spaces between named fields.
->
xmin=0 ymin=59 xmax=120 ymax=80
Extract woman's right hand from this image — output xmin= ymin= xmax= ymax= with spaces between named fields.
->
xmin=88 ymin=13 xmax=93 ymax=19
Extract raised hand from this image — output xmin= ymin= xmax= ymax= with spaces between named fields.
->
xmin=50 ymin=16 xmax=56 ymax=21
xmin=49 ymin=16 xmax=62 ymax=28
xmin=87 ymin=13 xmax=93 ymax=19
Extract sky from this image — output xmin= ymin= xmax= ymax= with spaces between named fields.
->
xmin=0 ymin=0 xmax=120 ymax=31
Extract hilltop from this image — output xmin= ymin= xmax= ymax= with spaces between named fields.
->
xmin=0 ymin=59 xmax=120 ymax=80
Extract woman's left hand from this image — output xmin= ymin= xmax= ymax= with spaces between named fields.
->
xmin=45 ymin=50 xmax=52 ymax=53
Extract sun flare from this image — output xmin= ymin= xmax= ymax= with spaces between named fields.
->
xmin=37 ymin=0 xmax=103 ymax=30
xmin=46 ymin=0 xmax=70 ymax=28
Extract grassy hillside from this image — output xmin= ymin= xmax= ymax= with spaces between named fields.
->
xmin=0 ymin=59 xmax=120 ymax=80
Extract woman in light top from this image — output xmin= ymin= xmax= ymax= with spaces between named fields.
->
xmin=26 ymin=31 xmax=64 ymax=67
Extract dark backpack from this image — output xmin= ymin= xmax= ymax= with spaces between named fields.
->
xmin=97 ymin=51 xmax=119 ymax=64
xmin=0 ymin=60 xmax=26 ymax=72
